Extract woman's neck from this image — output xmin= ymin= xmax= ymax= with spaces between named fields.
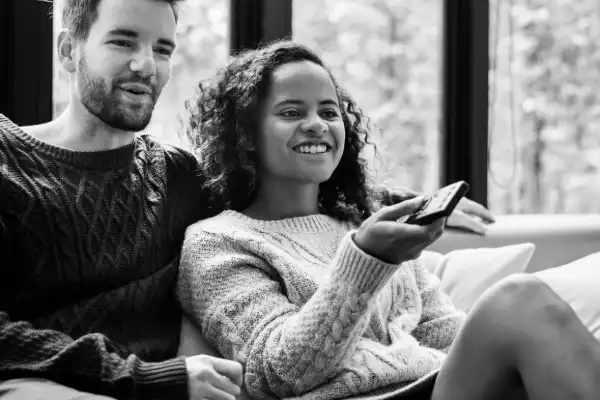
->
xmin=243 ymin=178 xmax=320 ymax=220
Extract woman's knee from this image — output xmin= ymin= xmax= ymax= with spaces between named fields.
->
xmin=481 ymin=273 xmax=576 ymax=328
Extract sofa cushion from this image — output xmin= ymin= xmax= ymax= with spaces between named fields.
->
xmin=430 ymin=215 xmax=600 ymax=273
xmin=535 ymin=251 xmax=600 ymax=342
xmin=421 ymin=243 xmax=536 ymax=312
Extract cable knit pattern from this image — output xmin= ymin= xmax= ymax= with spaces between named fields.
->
xmin=177 ymin=211 xmax=466 ymax=400
xmin=0 ymin=114 xmax=209 ymax=399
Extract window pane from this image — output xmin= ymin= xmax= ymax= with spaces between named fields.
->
xmin=52 ymin=0 xmax=229 ymax=148
xmin=293 ymin=0 xmax=442 ymax=193
xmin=488 ymin=0 xmax=600 ymax=214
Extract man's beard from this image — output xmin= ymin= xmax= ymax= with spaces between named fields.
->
xmin=77 ymin=55 xmax=159 ymax=132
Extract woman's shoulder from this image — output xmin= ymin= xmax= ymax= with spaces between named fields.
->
xmin=184 ymin=210 xmax=283 ymax=248
xmin=185 ymin=210 xmax=250 ymax=237
xmin=182 ymin=211 xmax=283 ymax=268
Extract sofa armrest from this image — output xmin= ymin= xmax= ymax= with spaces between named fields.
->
xmin=429 ymin=215 xmax=600 ymax=273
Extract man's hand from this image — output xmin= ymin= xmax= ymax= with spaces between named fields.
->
xmin=186 ymin=355 xmax=243 ymax=400
xmin=447 ymin=197 xmax=495 ymax=235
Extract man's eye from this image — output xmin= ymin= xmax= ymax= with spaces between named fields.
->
xmin=110 ymin=40 xmax=132 ymax=47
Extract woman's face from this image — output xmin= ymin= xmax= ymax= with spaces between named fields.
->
xmin=257 ymin=60 xmax=346 ymax=186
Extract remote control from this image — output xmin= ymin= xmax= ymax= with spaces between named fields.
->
xmin=404 ymin=181 xmax=470 ymax=225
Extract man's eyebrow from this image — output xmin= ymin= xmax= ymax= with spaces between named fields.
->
xmin=106 ymin=28 xmax=176 ymax=49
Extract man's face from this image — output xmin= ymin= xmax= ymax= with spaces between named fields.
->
xmin=74 ymin=0 xmax=177 ymax=131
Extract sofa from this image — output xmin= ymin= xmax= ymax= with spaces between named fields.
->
xmin=430 ymin=214 xmax=600 ymax=273
xmin=179 ymin=214 xmax=600 ymax=390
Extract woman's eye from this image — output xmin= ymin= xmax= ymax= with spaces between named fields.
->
xmin=322 ymin=109 xmax=339 ymax=119
xmin=281 ymin=110 xmax=300 ymax=117
xmin=155 ymin=48 xmax=173 ymax=57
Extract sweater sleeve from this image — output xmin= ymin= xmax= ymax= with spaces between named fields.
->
xmin=0 ymin=215 xmax=189 ymax=400
xmin=408 ymin=258 xmax=466 ymax=353
xmin=177 ymin=228 xmax=399 ymax=398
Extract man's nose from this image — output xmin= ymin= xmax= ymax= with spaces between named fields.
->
xmin=129 ymin=49 xmax=157 ymax=78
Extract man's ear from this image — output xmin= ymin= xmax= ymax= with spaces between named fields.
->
xmin=57 ymin=29 xmax=77 ymax=73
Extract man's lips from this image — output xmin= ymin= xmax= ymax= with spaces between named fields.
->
xmin=119 ymin=82 xmax=153 ymax=96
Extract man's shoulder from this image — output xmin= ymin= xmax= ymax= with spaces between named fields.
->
xmin=137 ymin=135 xmax=205 ymax=190
xmin=0 ymin=114 xmax=25 ymax=152
xmin=137 ymin=135 xmax=208 ymax=220
xmin=138 ymin=134 xmax=198 ymax=170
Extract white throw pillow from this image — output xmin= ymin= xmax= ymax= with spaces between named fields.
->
xmin=535 ymin=251 xmax=600 ymax=342
xmin=422 ymin=243 xmax=536 ymax=312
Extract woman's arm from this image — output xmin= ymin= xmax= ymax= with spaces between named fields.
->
xmin=409 ymin=258 xmax=466 ymax=352
xmin=177 ymin=228 xmax=398 ymax=398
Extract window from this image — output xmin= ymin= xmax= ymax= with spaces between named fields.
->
xmin=488 ymin=0 xmax=600 ymax=214
xmin=293 ymin=0 xmax=442 ymax=194
xmin=52 ymin=0 xmax=229 ymax=148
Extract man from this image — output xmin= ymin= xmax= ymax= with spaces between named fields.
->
xmin=0 ymin=0 xmax=243 ymax=399
xmin=0 ymin=0 xmax=493 ymax=399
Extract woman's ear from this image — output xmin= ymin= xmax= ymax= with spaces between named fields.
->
xmin=57 ymin=29 xmax=77 ymax=73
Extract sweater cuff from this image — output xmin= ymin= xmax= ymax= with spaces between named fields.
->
xmin=135 ymin=356 xmax=188 ymax=400
xmin=332 ymin=231 xmax=399 ymax=294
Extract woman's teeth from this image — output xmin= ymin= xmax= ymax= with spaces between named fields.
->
xmin=294 ymin=144 xmax=328 ymax=154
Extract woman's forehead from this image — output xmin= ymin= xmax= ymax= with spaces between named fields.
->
xmin=268 ymin=61 xmax=337 ymax=103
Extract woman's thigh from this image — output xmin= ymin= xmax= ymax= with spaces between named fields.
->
xmin=432 ymin=272 xmax=600 ymax=400
xmin=430 ymin=275 xmax=538 ymax=400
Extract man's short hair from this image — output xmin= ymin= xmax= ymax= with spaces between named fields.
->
xmin=57 ymin=0 xmax=184 ymax=39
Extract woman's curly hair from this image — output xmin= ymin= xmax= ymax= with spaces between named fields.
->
xmin=186 ymin=40 xmax=379 ymax=225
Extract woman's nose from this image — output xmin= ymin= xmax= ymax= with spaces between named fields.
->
xmin=301 ymin=115 xmax=328 ymax=135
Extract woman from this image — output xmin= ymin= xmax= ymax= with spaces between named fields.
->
xmin=177 ymin=41 xmax=600 ymax=400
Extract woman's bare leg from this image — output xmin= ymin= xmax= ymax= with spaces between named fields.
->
xmin=431 ymin=273 xmax=600 ymax=400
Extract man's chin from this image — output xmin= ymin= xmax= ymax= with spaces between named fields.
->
xmin=115 ymin=119 xmax=152 ymax=132
xmin=102 ymin=110 xmax=154 ymax=132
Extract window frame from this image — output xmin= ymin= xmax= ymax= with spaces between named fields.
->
xmin=230 ymin=0 xmax=292 ymax=54
xmin=442 ymin=0 xmax=489 ymax=206
xmin=0 ymin=0 xmax=53 ymax=126
xmin=0 ymin=0 xmax=489 ymax=205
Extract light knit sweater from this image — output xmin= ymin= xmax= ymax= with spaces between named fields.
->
xmin=177 ymin=210 xmax=466 ymax=400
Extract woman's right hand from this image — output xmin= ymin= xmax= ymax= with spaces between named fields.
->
xmin=353 ymin=197 xmax=446 ymax=264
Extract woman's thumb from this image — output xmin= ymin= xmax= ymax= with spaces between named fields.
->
xmin=373 ymin=196 xmax=426 ymax=222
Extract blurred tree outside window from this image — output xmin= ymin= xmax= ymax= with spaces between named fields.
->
xmin=52 ymin=0 xmax=600 ymax=214
xmin=489 ymin=0 xmax=600 ymax=214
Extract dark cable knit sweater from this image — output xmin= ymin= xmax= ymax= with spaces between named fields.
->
xmin=0 ymin=114 xmax=211 ymax=399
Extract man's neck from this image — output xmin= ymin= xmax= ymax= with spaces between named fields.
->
xmin=23 ymin=103 xmax=135 ymax=152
